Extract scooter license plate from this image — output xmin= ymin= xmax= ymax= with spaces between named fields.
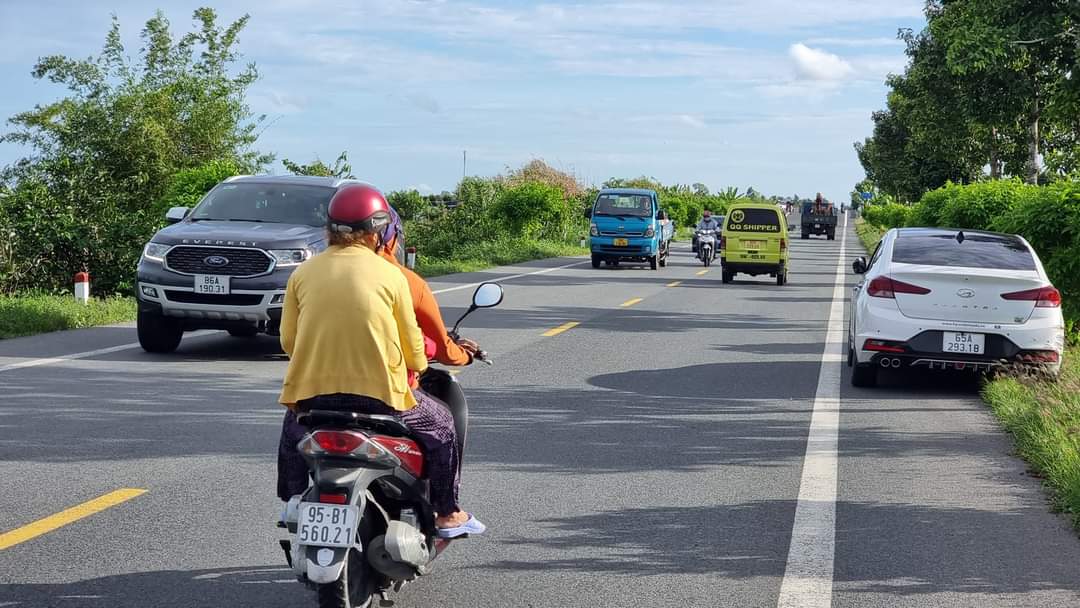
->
xmin=613 ymin=238 xmax=628 ymax=246
xmin=296 ymin=503 xmax=360 ymax=548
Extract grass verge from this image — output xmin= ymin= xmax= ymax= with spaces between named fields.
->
xmin=983 ymin=351 xmax=1080 ymax=530
xmin=0 ymin=293 xmax=136 ymax=339
xmin=415 ymin=238 xmax=587 ymax=278
xmin=855 ymin=217 xmax=886 ymax=253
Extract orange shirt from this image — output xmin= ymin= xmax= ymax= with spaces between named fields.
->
xmin=379 ymin=248 xmax=472 ymax=367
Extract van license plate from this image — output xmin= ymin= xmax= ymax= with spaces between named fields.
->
xmin=296 ymin=503 xmax=359 ymax=548
xmin=194 ymin=275 xmax=230 ymax=295
xmin=613 ymin=238 xmax=628 ymax=246
xmin=943 ymin=332 xmax=985 ymax=355
xmin=743 ymin=240 xmax=765 ymax=249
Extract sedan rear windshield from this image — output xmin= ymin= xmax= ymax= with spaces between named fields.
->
xmin=726 ymin=208 xmax=782 ymax=233
xmin=593 ymin=194 xmax=652 ymax=217
xmin=189 ymin=183 xmax=336 ymax=227
xmin=892 ymin=233 xmax=1036 ymax=270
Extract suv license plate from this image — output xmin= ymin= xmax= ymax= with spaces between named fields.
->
xmin=296 ymin=503 xmax=359 ymax=548
xmin=613 ymin=238 xmax=628 ymax=246
xmin=943 ymin=332 xmax=985 ymax=355
xmin=194 ymin=275 xmax=230 ymax=295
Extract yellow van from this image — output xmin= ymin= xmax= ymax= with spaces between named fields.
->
xmin=720 ymin=203 xmax=790 ymax=285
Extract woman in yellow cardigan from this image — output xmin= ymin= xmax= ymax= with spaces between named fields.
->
xmin=277 ymin=184 xmax=483 ymax=538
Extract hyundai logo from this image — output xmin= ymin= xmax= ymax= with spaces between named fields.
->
xmin=956 ymin=288 xmax=975 ymax=299
xmin=204 ymin=255 xmax=230 ymax=267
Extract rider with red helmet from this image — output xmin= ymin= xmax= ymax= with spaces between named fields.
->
xmin=276 ymin=184 xmax=483 ymax=538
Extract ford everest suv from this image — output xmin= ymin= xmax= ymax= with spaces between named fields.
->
xmin=136 ymin=175 xmax=359 ymax=353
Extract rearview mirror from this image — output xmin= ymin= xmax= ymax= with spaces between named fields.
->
xmin=583 ymin=207 xmax=593 ymax=219
xmin=165 ymin=206 xmax=189 ymax=224
xmin=472 ymin=282 xmax=504 ymax=308
xmin=852 ymin=257 xmax=868 ymax=274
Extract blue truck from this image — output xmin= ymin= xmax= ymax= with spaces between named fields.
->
xmin=586 ymin=188 xmax=673 ymax=270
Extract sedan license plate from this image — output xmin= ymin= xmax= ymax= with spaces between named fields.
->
xmin=194 ymin=274 xmax=230 ymax=295
xmin=613 ymin=238 xmax=629 ymax=247
xmin=296 ymin=503 xmax=359 ymax=548
xmin=943 ymin=332 xmax=985 ymax=355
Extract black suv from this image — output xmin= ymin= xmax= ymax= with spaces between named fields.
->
xmin=136 ymin=175 xmax=360 ymax=353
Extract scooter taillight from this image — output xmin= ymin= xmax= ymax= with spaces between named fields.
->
xmin=313 ymin=430 xmax=367 ymax=455
xmin=300 ymin=430 xmax=401 ymax=468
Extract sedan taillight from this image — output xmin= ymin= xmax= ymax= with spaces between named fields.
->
xmin=1001 ymin=286 xmax=1061 ymax=308
xmin=866 ymin=276 xmax=931 ymax=298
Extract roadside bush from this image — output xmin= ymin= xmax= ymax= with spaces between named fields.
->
xmin=156 ymin=159 xmax=243 ymax=217
xmin=938 ymin=180 xmax=1038 ymax=230
xmin=862 ymin=202 xmax=913 ymax=229
xmin=490 ymin=182 xmax=571 ymax=241
xmin=908 ymin=183 xmax=956 ymax=227
xmin=386 ymin=189 xmax=430 ymax=222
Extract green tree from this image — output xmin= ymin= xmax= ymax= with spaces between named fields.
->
xmin=0 ymin=7 xmax=268 ymax=293
xmin=281 ymin=151 xmax=353 ymax=178
xmin=386 ymin=189 xmax=429 ymax=221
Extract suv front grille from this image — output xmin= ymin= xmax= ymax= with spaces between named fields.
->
xmin=164 ymin=291 xmax=263 ymax=306
xmin=165 ymin=246 xmax=272 ymax=277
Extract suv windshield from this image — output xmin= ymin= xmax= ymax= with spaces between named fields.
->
xmin=594 ymin=194 xmax=652 ymax=218
xmin=892 ymin=233 xmax=1036 ymax=270
xmin=189 ymin=183 xmax=335 ymax=227
xmin=726 ymin=208 xmax=782 ymax=233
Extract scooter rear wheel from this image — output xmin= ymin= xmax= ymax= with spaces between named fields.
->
xmin=318 ymin=547 xmax=375 ymax=608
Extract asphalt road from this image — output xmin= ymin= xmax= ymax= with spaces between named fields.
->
xmin=3 ymin=215 xmax=1080 ymax=607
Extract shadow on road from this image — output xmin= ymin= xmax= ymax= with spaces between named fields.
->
xmin=1 ymin=566 xmax=308 ymax=608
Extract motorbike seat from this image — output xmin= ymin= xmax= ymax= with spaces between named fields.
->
xmin=300 ymin=409 xmax=412 ymax=438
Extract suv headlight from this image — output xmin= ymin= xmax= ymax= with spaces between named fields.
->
xmin=269 ymin=249 xmax=312 ymax=267
xmin=589 ymin=223 xmax=599 ymax=236
xmin=142 ymin=242 xmax=171 ymax=262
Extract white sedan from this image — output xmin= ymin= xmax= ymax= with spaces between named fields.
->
xmin=848 ymin=227 xmax=1065 ymax=387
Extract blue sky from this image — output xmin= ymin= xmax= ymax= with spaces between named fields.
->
xmin=0 ymin=0 xmax=926 ymax=202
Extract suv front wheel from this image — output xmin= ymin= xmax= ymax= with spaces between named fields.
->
xmin=137 ymin=310 xmax=184 ymax=353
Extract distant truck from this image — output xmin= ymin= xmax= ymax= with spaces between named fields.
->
xmin=586 ymin=188 xmax=673 ymax=270
xmin=801 ymin=199 xmax=837 ymax=240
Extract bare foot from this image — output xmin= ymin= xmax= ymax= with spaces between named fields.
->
xmin=435 ymin=511 xmax=470 ymax=528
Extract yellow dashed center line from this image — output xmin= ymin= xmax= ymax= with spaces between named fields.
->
xmin=620 ymin=298 xmax=644 ymax=308
xmin=696 ymin=269 xmax=710 ymax=276
xmin=542 ymin=322 xmax=580 ymax=337
xmin=667 ymin=281 xmax=682 ymax=287
xmin=0 ymin=488 xmax=147 ymax=551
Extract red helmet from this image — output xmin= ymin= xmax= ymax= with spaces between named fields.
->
xmin=327 ymin=184 xmax=391 ymax=234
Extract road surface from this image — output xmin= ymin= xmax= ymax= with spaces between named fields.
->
xmin=2 ymin=216 xmax=1080 ymax=607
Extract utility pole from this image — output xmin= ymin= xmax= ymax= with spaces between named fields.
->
xmin=463 ymin=150 xmax=467 ymax=180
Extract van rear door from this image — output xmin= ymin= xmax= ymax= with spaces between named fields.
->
xmin=726 ymin=208 xmax=784 ymax=262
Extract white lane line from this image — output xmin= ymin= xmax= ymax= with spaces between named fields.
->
xmin=431 ymin=259 xmax=587 ymax=295
xmin=776 ymin=212 xmax=848 ymax=608
xmin=0 ymin=330 xmax=218 ymax=374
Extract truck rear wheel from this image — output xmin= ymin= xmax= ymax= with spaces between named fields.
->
xmin=591 ymin=254 xmax=601 ymax=269
xmin=827 ymin=231 xmax=835 ymax=241
xmin=137 ymin=310 xmax=183 ymax=353
xmin=802 ymin=231 xmax=809 ymax=240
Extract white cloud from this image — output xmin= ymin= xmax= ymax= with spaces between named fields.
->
xmin=789 ymin=43 xmax=856 ymax=81
xmin=678 ymin=114 xmax=707 ymax=129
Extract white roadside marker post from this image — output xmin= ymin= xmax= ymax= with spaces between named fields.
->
xmin=406 ymin=247 xmax=417 ymax=269
xmin=74 ymin=271 xmax=90 ymax=304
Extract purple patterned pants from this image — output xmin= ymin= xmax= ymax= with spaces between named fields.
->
xmin=277 ymin=391 xmax=461 ymax=515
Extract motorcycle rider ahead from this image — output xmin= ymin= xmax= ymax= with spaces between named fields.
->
xmin=276 ymin=184 xmax=485 ymax=539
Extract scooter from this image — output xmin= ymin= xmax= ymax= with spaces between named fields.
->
xmin=696 ymin=229 xmax=717 ymax=267
xmin=279 ymin=282 xmax=503 ymax=608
